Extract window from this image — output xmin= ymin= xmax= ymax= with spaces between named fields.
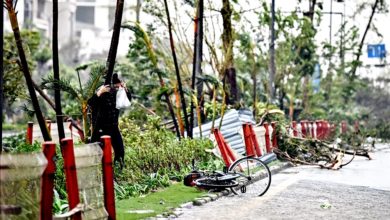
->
xmin=76 ymin=6 xmax=95 ymax=25
xmin=108 ymin=6 xmax=116 ymax=28
xmin=37 ymin=0 xmax=45 ymax=19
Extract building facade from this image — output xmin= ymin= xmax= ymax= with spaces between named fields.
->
xmin=4 ymin=0 xmax=135 ymax=65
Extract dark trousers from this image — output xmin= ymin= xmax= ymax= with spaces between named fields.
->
xmin=91 ymin=125 xmax=125 ymax=164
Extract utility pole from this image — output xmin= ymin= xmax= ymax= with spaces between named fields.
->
xmin=269 ymin=0 xmax=276 ymax=101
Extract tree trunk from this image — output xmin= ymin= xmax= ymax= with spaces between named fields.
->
xmin=252 ymin=61 xmax=258 ymax=117
xmin=105 ymin=0 xmax=124 ymax=84
xmin=52 ymin=0 xmax=65 ymax=141
xmin=223 ymin=67 xmax=238 ymax=105
xmin=269 ymin=0 xmax=276 ymax=100
xmin=136 ymin=0 xmax=142 ymax=22
xmin=190 ymin=0 xmax=204 ymax=137
xmin=163 ymin=0 xmax=190 ymax=137
xmin=350 ymin=0 xmax=380 ymax=78
xmin=174 ymin=85 xmax=185 ymax=136
xmin=1 ymin=0 xmax=4 ymax=152
xmin=32 ymin=80 xmax=56 ymax=110
xmin=221 ymin=0 xmax=238 ymax=105
xmin=210 ymin=88 xmax=217 ymax=130
xmin=5 ymin=1 xmax=51 ymax=141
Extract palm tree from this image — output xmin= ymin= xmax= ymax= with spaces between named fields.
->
xmin=42 ymin=63 xmax=106 ymax=141
xmin=4 ymin=0 xmax=51 ymax=141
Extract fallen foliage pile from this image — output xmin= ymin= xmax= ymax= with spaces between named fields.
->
xmin=274 ymin=128 xmax=373 ymax=170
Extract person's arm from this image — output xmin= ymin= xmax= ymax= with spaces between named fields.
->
xmin=87 ymin=93 xmax=99 ymax=108
xmin=88 ymin=85 xmax=111 ymax=107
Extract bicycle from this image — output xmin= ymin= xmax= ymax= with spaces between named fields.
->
xmin=184 ymin=156 xmax=272 ymax=196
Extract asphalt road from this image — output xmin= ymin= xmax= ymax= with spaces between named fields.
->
xmin=177 ymin=143 xmax=390 ymax=220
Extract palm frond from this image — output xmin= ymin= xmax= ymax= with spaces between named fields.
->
xmin=85 ymin=63 xmax=106 ymax=99
xmin=123 ymin=22 xmax=158 ymax=66
xmin=41 ymin=74 xmax=79 ymax=99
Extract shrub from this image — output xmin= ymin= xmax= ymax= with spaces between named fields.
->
xmin=115 ymin=115 xmax=219 ymax=199
xmin=2 ymin=133 xmax=41 ymax=153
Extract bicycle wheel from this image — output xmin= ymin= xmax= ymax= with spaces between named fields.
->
xmin=228 ymin=157 xmax=271 ymax=196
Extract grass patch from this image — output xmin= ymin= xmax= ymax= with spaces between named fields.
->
xmin=2 ymin=123 xmax=25 ymax=131
xmin=116 ymin=182 xmax=206 ymax=220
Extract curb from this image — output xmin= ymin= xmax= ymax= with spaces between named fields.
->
xmin=152 ymin=161 xmax=293 ymax=219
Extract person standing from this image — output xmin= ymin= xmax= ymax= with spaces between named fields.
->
xmin=88 ymin=73 xmax=131 ymax=169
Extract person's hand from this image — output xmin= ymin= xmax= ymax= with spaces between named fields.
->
xmin=97 ymin=85 xmax=110 ymax=97
xmin=121 ymin=82 xmax=128 ymax=92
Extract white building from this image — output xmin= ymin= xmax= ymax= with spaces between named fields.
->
xmin=4 ymin=0 xmax=136 ymax=65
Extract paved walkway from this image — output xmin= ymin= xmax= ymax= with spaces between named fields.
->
xmin=177 ymin=143 xmax=390 ymax=219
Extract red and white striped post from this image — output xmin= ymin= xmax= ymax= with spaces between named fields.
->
xmin=263 ymin=122 xmax=272 ymax=153
xmin=26 ymin=122 xmax=34 ymax=144
xmin=271 ymin=122 xmax=278 ymax=149
xmin=243 ymin=124 xmax=256 ymax=157
xmin=61 ymin=138 xmax=81 ymax=220
xmin=40 ymin=141 xmax=56 ymax=220
xmin=316 ymin=120 xmax=323 ymax=140
xmin=311 ymin=121 xmax=316 ymax=139
xmin=300 ymin=120 xmax=307 ymax=138
xmin=292 ymin=121 xmax=298 ymax=137
xmin=213 ymin=129 xmax=237 ymax=167
xmin=324 ymin=121 xmax=330 ymax=139
xmin=100 ymin=136 xmax=116 ymax=220
xmin=248 ymin=124 xmax=262 ymax=157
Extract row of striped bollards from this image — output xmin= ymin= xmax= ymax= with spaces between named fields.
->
xmin=243 ymin=122 xmax=278 ymax=156
xmin=214 ymin=122 xmax=279 ymax=167
xmin=26 ymin=119 xmax=84 ymax=144
xmin=290 ymin=120 xmax=358 ymax=140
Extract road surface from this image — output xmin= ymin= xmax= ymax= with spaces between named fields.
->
xmin=177 ymin=143 xmax=390 ymax=219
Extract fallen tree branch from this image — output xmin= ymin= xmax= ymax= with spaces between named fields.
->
xmin=273 ymin=148 xmax=341 ymax=170
xmin=288 ymin=136 xmax=372 ymax=160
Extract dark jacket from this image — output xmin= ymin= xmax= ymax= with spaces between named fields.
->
xmin=88 ymin=87 xmax=132 ymax=128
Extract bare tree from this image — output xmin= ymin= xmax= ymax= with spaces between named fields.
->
xmin=190 ymin=0 xmax=204 ymax=137
xmin=350 ymin=0 xmax=381 ymax=78
xmin=4 ymin=0 xmax=51 ymax=141
xmin=163 ymin=0 xmax=190 ymax=137
xmin=221 ymin=0 xmax=238 ymax=105
xmin=1 ymin=0 xmax=4 ymax=151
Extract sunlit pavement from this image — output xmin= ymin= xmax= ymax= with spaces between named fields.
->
xmin=177 ymin=143 xmax=390 ymax=220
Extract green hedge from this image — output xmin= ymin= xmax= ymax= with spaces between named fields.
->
xmin=114 ymin=116 xmax=220 ymax=199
